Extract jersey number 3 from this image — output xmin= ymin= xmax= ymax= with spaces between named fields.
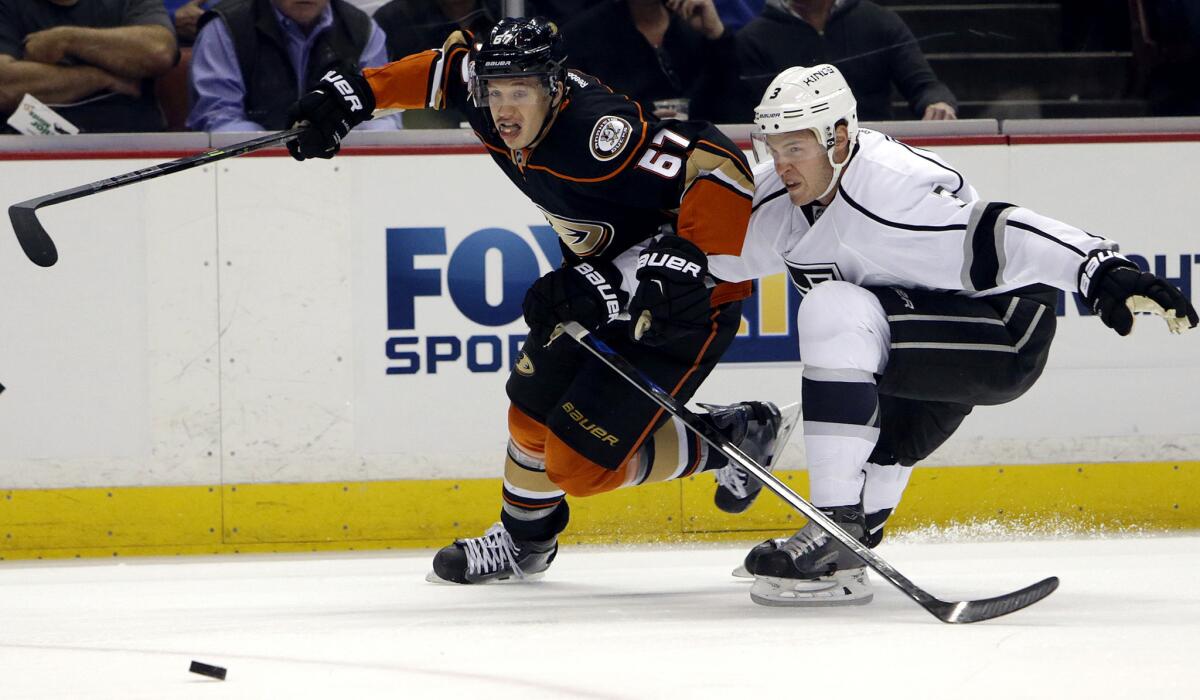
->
xmin=637 ymin=129 xmax=690 ymax=178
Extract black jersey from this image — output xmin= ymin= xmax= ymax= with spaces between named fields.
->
xmin=364 ymin=33 xmax=755 ymax=305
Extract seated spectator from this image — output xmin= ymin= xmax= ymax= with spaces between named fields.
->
xmin=1141 ymin=0 xmax=1200 ymax=116
xmin=187 ymin=0 xmax=401 ymax=132
xmin=166 ymin=0 xmax=210 ymax=45
xmin=561 ymin=0 xmax=734 ymax=122
xmin=372 ymin=0 xmax=503 ymax=127
xmin=0 ymin=0 xmax=178 ymax=133
xmin=374 ymin=0 xmax=499 ymax=60
xmin=734 ymin=0 xmax=957 ymax=122
xmin=533 ymin=0 xmax=589 ymax=26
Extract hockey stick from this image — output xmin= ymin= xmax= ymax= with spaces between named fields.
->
xmin=559 ymin=321 xmax=1059 ymax=624
xmin=7 ymin=127 xmax=305 ymax=268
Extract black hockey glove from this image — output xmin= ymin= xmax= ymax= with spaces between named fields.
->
xmin=629 ymin=236 xmax=712 ymax=346
xmin=287 ymin=68 xmax=376 ymax=161
xmin=523 ymin=260 xmax=629 ymax=340
xmin=1079 ymin=250 xmax=1198 ymax=336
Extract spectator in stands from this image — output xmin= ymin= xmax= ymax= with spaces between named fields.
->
xmin=167 ymin=0 xmax=210 ymax=45
xmin=372 ymin=0 xmax=504 ymax=127
xmin=533 ymin=0 xmax=588 ymax=26
xmin=561 ymin=0 xmax=734 ymax=122
xmin=374 ymin=0 xmax=499 ymax=60
xmin=187 ymin=0 xmax=401 ymax=132
xmin=0 ymin=0 xmax=178 ymax=133
xmin=733 ymin=0 xmax=957 ymax=122
xmin=714 ymin=0 xmax=764 ymax=32
xmin=1142 ymin=0 xmax=1200 ymax=116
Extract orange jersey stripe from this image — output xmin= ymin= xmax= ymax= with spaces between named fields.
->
xmin=364 ymin=45 xmax=470 ymax=111
xmin=712 ymin=280 xmax=752 ymax=305
xmin=676 ymin=177 xmax=752 ymax=257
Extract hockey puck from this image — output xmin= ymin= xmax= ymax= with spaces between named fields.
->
xmin=188 ymin=660 xmax=227 ymax=680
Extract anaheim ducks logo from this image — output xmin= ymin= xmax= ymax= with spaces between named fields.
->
xmin=514 ymin=351 xmax=535 ymax=376
xmin=538 ymin=206 xmax=615 ymax=257
xmin=589 ymin=116 xmax=632 ymax=161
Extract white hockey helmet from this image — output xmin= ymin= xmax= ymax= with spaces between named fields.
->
xmin=751 ymin=64 xmax=859 ymax=167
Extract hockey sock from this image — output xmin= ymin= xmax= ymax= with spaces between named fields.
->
xmin=501 ymin=438 xmax=567 ymax=541
xmin=801 ymin=367 xmax=880 ymax=507
xmin=860 ymin=461 xmax=912 ymax=547
xmin=612 ymin=417 xmax=712 ymax=487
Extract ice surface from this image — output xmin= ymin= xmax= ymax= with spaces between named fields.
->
xmin=2 ymin=535 xmax=1197 ymax=699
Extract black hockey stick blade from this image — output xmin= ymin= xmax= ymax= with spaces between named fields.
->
xmin=7 ymin=127 xmax=306 ymax=268
xmin=559 ymin=321 xmax=1059 ymax=624
xmin=9 ymin=199 xmax=58 ymax=266
xmin=924 ymin=576 xmax=1060 ymax=623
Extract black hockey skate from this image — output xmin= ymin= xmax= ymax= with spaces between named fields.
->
xmin=731 ymin=537 xmax=784 ymax=579
xmin=733 ymin=508 xmax=893 ymax=578
xmin=749 ymin=505 xmax=873 ymax=606
xmin=426 ymin=523 xmax=557 ymax=584
xmin=703 ymin=401 xmax=800 ymax=514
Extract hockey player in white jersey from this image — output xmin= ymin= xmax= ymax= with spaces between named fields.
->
xmin=730 ymin=64 xmax=1198 ymax=607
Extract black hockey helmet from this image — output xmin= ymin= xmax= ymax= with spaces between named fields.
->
xmin=469 ymin=17 xmax=568 ymax=107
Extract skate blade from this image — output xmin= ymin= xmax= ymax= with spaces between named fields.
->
xmin=749 ymin=570 xmax=873 ymax=607
xmin=424 ymin=569 xmax=547 ymax=585
xmin=766 ymin=402 xmax=801 ymax=469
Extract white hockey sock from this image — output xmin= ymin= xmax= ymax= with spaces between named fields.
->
xmin=801 ymin=367 xmax=879 ymax=507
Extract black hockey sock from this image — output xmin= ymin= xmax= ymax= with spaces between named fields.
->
xmin=502 ymin=499 xmax=569 ymax=543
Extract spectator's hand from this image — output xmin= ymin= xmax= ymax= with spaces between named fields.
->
xmin=174 ymin=0 xmax=207 ymax=44
xmin=923 ymin=102 xmax=957 ymax=120
xmin=23 ymin=27 xmax=74 ymax=65
xmin=107 ymin=72 xmax=142 ymax=98
xmin=665 ymin=0 xmax=725 ymax=40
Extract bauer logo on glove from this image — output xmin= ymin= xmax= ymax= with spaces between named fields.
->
xmin=287 ymin=67 xmax=376 ymax=161
xmin=629 ymin=236 xmax=713 ymax=346
xmin=637 ymin=250 xmax=704 ymax=278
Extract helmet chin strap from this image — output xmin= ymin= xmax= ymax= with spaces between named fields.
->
xmin=813 ymin=133 xmax=852 ymax=203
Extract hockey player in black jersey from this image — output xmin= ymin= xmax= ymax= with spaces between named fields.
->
xmin=285 ymin=17 xmax=800 ymax=583
xmin=728 ymin=64 xmax=1198 ymax=606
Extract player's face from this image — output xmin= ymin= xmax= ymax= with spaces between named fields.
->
xmin=764 ymin=131 xmax=835 ymax=206
xmin=486 ymin=78 xmax=553 ymax=150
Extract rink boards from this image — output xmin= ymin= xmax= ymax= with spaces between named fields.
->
xmin=0 ymin=130 xmax=1198 ymax=558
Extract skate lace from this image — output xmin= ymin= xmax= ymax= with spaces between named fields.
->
xmin=714 ymin=464 xmax=750 ymax=499
xmin=462 ymin=523 xmax=525 ymax=578
xmin=781 ymin=523 xmax=828 ymax=558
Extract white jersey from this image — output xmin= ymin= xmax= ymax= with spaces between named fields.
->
xmin=720 ymin=129 xmax=1116 ymax=297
